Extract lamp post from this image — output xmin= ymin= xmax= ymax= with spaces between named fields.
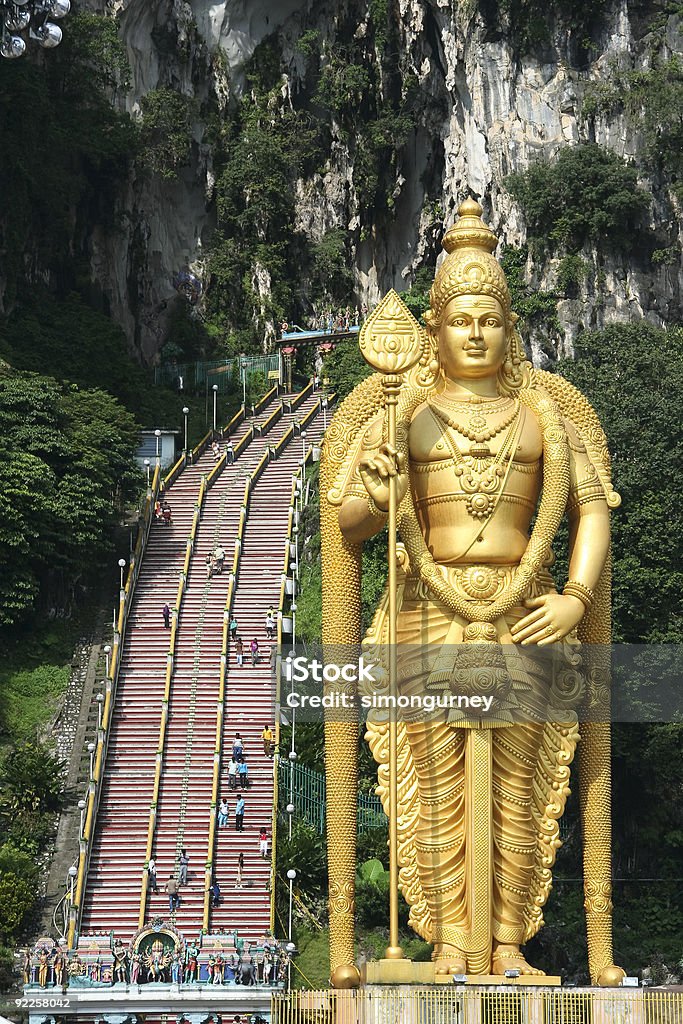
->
xmin=154 ymin=429 xmax=161 ymax=467
xmin=68 ymin=865 xmax=77 ymax=904
xmin=286 ymin=869 xmax=297 ymax=988
xmin=301 ymin=429 xmax=307 ymax=464
xmin=78 ymin=799 xmax=86 ymax=839
xmin=241 ymin=356 xmax=248 ymax=409
xmin=212 ymin=385 xmax=218 ymax=433
xmin=95 ymin=693 xmax=104 ymax=730
xmin=118 ymin=557 xmax=126 ymax=592
xmin=103 ymin=645 xmax=111 ymax=676
xmin=87 ymin=742 xmax=96 ymax=781
xmin=322 ymin=395 xmax=328 ymax=431
xmin=288 ymin=748 xmax=297 ymax=839
xmin=143 ymin=458 xmax=151 ymax=490
xmin=0 ymin=0 xmax=70 ymax=60
xmin=182 ymin=406 xmax=190 ymax=454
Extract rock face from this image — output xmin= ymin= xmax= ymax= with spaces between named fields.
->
xmin=84 ymin=0 xmax=682 ymax=361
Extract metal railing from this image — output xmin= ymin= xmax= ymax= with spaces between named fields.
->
xmin=154 ymin=353 xmax=279 ymax=391
xmin=272 ymin=987 xmax=683 ymax=1023
xmin=277 ymin=761 xmax=385 ymax=836
xmin=67 ymin=464 xmax=162 ymax=949
xmin=138 ymin=474 xmax=207 ymax=928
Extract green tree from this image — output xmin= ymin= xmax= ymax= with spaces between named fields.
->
xmin=506 ymin=144 xmax=650 ymax=254
xmin=0 ymin=370 xmax=139 ymax=624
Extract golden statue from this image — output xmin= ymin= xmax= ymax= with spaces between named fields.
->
xmin=321 ymin=199 xmax=624 ymax=987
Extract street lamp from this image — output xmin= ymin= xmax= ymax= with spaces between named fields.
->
xmin=103 ymin=645 xmax=111 ymax=676
xmin=0 ymin=0 xmax=70 ymax=60
xmin=241 ymin=356 xmax=248 ymax=409
xmin=143 ymin=458 xmax=151 ymax=488
xmin=154 ymin=429 xmax=161 ymax=466
xmin=286 ymin=869 xmax=297 ymax=987
xmin=212 ymin=385 xmax=218 ymax=433
xmin=87 ymin=742 xmax=96 ymax=781
xmin=288 ymin=746 xmax=297 ymax=839
xmin=118 ymin=558 xmax=126 ymax=591
xmin=322 ymin=395 xmax=328 ymax=431
xmin=77 ymin=799 xmax=86 ymax=838
xmin=182 ymin=406 xmax=190 ymax=454
xmin=301 ymin=430 xmax=307 ymax=464
xmin=68 ymin=865 xmax=77 ymax=904
xmin=95 ymin=693 xmax=104 ymax=730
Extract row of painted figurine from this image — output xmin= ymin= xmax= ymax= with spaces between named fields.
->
xmin=24 ymin=934 xmax=288 ymax=988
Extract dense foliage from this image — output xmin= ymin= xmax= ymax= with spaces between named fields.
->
xmin=0 ymin=370 xmax=139 ymax=625
xmin=506 ymin=144 xmax=650 ymax=255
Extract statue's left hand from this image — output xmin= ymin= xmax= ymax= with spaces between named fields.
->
xmin=510 ymin=594 xmax=585 ymax=646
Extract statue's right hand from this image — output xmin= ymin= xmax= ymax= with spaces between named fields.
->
xmin=359 ymin=443 xmax=408 ymax=512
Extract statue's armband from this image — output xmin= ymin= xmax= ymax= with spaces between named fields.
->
xmin=565 ymin=418 xmax=608 ymax=516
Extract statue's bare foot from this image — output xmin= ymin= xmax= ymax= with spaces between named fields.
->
xmin=492 ymin=944 xmax=545 ymax=976
xmin=433 ymin=944 xmax=467 ymax=975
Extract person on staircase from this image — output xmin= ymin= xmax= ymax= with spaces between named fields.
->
xmin=238 ymin=756 xmax=249 ymax=789
xmin=165 ymin=875 xmax=179 ymax=914
xmin=265 ymin=612 xmax=275 ymax=639
xmin=209 ymin=878 xmax=221 ymax=909
xmin=250 ymin=637 xmax=259 ymax=666
xmin=235 ymin=795 xmax=245 ymax=832
xmin=147 ymin=858 xmax=159 ymax=894
xmin=214 ymin=544 xmax=225 ymax=573
xmin=229 ymin=616 xmax=238 ymax=642
xmin=178 ymin=848 xmax=189 ymax=885
xmin=227 ymin=757 xmax=238 ymax=790
xmin=162 ymin=603 xmax=171 ymax=629
xmin=235 ymin=851 xmax=245 ymax=889
xmin=261 ymin=724 xmax=273 ymax=756
xmin=226 ymin=441 xmax=234 ymax=464
xmin=232 ymin=733 xmax=244 ymax=758
xmin=218 ymin=798 xmax=229 ymax=826
xmin=235 ymin=636 xmax=244 ymax=667
xmin=259 ymin=827 xmax=269 ymax=859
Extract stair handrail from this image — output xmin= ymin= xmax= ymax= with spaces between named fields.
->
xmin=288 ymin=379 xmax=314 ymax=412
xmin=190 ymin=430 xmax=213 ymax=465
xmin=298 ymin=397 xmax=322 ymax=431
xmin=269 ymin=471 xmax=301 ymax=933
xmin=67 ymin=463 xmax=162 ymax=948
xmin=222 ymin=406 xmax=245 ymax=438
xmin=254 ymin=383 xmax=279 ymax=416
xmin=162 ymin=452 xmax=186 ymax=491
xmin=255 ymin=401 xmax=283 ymax=438
xmin=203 ymin=437 xmax=272 ymax=930
xmin=233 ymin=424 xmax=254 ymax=460
xmin=272 ymin=424 xmax=294 ymax=458
xmin=137 ymin=473 xmax=207 ymax=928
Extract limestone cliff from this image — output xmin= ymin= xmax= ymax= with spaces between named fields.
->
xmin=66 ymin=1 xmax=683 ymax=361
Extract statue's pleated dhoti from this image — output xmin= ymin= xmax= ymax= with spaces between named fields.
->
xmin=389 ymin=566 xmax=576 ymax=971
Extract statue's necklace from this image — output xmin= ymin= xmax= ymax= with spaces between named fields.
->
xmin=428 ymin=404 xmax=522 ymax=520
xmin=428 ymin=395 xmax=517 ymax=444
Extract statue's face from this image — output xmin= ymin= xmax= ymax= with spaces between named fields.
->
xmin=437 ymin=294 xmax=507 ymax=381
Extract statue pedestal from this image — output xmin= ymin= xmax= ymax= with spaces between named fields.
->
xmin=362 ymin=960 xmax=561 ymax=986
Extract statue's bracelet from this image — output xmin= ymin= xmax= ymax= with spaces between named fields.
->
xmin=366 ymin=494 xmax=388 ymax=519
xmin=563 ymin=580 xmax=595 ymax=609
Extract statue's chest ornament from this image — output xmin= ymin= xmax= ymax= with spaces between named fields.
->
xmin=427 ymin=396 xmax=522 ymax=520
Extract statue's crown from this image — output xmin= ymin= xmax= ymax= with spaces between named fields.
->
xmin=428 ymin=197 xmax=510 ymax=322
xmin=442 ymin=198 xmax=499 ymax=255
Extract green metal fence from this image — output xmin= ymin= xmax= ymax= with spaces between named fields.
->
xmin=278 ymin=761 xmax=386 ymax=835
xmin=154 ymin=354 xmax=280 ymax=392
